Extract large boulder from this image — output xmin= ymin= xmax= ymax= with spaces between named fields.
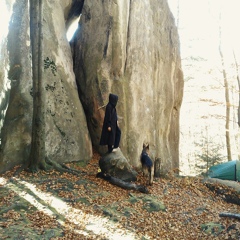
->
xmin=0 ymin=0 xmax=92 ymax=173
xmin=0 ymin=0 xmax=183 ymax=175
xmin=73 ymin=0 xmax=184 ymax=172
xmin=99 ymin=149 xmax=137 ymax=182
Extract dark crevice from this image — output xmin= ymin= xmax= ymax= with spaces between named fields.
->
xmin=103 ymin=17 xmax=113 ymax=58
xmin=124 ymin=0 xmax=132 ymax=73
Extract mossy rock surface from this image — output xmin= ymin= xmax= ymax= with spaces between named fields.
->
xmin=142 ymin=195 xmax=166 ymax=213
xmin=201 ymin=222 xmax=225 ymax=236
xmin=128 ymin=193 xmax=166 ymax=213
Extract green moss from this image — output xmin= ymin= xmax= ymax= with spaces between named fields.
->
xmin=44 ymin=57 xmax=57 ymax=76
xmin=201 ymin=222 xmax=225 ymax=236
xmin=45 ymin=83 xmax=56 ymax=92
xmin=128 ymin=193 xmax=139 ymax=204
xmin=142 ymin=195 xmax=166 ymax=213
xmin=74 ymin=160 xmax=88 ymax=168
xmin=75 ymin=197 xmax=91 ymax=205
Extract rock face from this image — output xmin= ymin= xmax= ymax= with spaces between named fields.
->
xmin=0 ymin=0 xmax=183 ymax=174
xmin=73 ymin=0 xmax=184 ymax=171
xmin=0 ymin=0 xmax=92 ymax=173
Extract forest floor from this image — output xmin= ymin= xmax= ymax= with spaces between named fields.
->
xmin=0 ymin=151 xmax=240 ymax=240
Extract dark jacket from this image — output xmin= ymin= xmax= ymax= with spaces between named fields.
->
xmin=100 ymin=94 xmax=118 ymax=146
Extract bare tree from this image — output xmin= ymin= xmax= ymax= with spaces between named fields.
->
xmin=233 ymin=51 xmax=240 ymax=127
xmin=232 ymin=51 xmax=240 ymax=159
xmin=218 ymin=12 xmax=232 ymax=161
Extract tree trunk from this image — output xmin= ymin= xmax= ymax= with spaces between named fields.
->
xmin=154 ymin=158 xmax=161 ymax=178
xmin=233 ymin=51 xmax=240 ymax=128
xmin=219 ymin=12 xmax=232 ymax=161
xmin=233 ymin=51 xmax=240 ymax=159
xmin=28 ymin=0 xmax=46 ymax=171
xmin=19 ymin=0 xmax=81 ymax=175
xmin=220 ymin=49 xmax=231 ymax=161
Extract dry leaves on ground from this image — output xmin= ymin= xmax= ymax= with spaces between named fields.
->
xmin=0 ymin=151 xmax=240 ymax=239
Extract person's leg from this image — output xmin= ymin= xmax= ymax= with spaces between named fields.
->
xmin=114 ymin=126 xmax=121 ymax=148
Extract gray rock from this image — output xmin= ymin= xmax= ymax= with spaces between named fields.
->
xmin=0 ymin=0 xmax=92 ymax=173
xmin=99 ymin=149 xmax=137 ymax=182
xmin=73 ymin=0 xmax=184 ymax=173
xmin=0 ymin=0 xmax=183 ymax=175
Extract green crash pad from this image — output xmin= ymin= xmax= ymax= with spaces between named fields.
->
xmin=208 ymin=160 xmax=240 ymax=181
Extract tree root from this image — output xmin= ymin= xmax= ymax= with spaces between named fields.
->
xmin=219 ymin=212 xmax=240 ymax=220
xmin=13 ymin=158 xmax=86 ymax=176
xmin=96 ymin=172 xmax=149 ymax=194
xmin=45 ymin=157 xmax=85 ymax=175
xmin=13 ymin=163 xmax=30 ymax=176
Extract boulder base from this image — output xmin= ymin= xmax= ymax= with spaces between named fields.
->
xmin=99 ymin=149 xmax=137 ymax=182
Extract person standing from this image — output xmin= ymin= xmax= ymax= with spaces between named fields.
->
xmin=100 ymin=93 xmax=121 ymax=153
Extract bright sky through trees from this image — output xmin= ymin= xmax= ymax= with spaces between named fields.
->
xmin=0 ymin=1 xmax=12 ymax=47
xmin=168 ymin=0 xmax=240 ymax=64
xmin=168 ymin=0 xmax=240 ymax=175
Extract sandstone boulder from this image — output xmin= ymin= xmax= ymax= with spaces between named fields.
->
xmin=0 ymin=0 xmax=92 ymax=173
xmin=73 ymin=0 xmax=184 ymax=172
xmin=99 ymin=149 xmax=137 ymax=182
xmin=0 ymin=0 xmax=183 ymax=175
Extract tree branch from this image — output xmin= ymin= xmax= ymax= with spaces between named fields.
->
xmin=96 ymin=172 xmax=149 ymax=193
xmin=219 ymin=212 xmax=240 ymax=220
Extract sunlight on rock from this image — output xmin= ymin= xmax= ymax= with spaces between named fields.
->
xmin=66 ymin=15 xmax=81 ymax=41
xmin=0 ymin=1 xmax=12 ymax=45
xmin=3 ymin=177 xmax=139 ymax=240
xmin=0 ymin=1 xmax=13 ymax=144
